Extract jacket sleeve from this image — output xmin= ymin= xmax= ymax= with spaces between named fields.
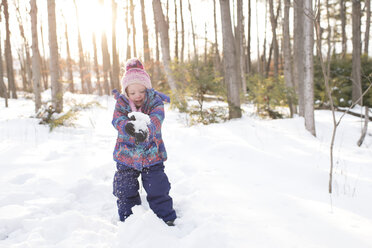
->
xmin=147 ymin=101 xmax=165 ymax=141
xmin=112 ymin=99 xmax=135 ymax=143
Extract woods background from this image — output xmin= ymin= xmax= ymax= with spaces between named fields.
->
xmin=0 ymin=0 xmax=371 ymax=136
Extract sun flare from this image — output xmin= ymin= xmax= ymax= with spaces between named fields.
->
xmin=76 ymin=0 xmax=112 ymax=38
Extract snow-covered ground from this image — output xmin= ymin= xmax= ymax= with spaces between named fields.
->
xmin=1 ymin=93 xmax=372 ymax=248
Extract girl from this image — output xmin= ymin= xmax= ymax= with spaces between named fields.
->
xmin=111 ymin=58 xmax=177 ymax=226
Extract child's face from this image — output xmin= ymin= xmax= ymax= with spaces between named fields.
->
xmin=126 ymin=83 xmax=146 ymax=107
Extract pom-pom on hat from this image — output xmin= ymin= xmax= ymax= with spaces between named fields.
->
xmin=121 ymin=58 xmax=152 ymax=97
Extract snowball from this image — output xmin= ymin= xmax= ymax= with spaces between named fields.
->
xmin=128 ymin=112 xmax=151 ymax=132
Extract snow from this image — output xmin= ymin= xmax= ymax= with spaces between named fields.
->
xmin=128 ymin=112 xmax=151 ymax=133
xmin=1 ymin=93 xmax=372 ymax=248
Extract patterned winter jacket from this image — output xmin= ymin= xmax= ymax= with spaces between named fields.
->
xmin=112 ymin=88 xmax=170 ymax=171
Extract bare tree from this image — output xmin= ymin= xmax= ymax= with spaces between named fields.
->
xmin=0 ymin=29 xmax=9 ymax=107
xmin=220 ymin=0 xmax=242 ymax=119
xmin=340 ymin=0 xmax=347 ymax=57
xmin=73 ymin=0 xmax=91 ymax=94
xmin=303 ymin=0 xmax=316 ymax=136
xmin=140 ymin=0 xmax=150 ymax=62
xmin=47 ymin=0 xmax=63 ymax=112
xmin=365 ymin=0 xmax=371 ymax=55
xmin=179 ymin=0 xmax=185 ymax=63
xmin=112 ymin=0 xmax=120 ymax=90
xmin=294 ymin=0 xmax=304 ymax=116
xmin=130 ymin=0 xmax=137 ymax=57
xmin=268 ymin=0 xmax=279 ymax=77
xmin=237 ymin=0 xmax=246 ymax=94
xmin=15 ymin=0 xmax=32 ymax=92
xmin=30 ymin=0 xmax=42 ymax=112
xmin=39 ymin=23 xmax=48 ymax=90
xmin=2 ymin=0 xmax=17 ymax=99
xmin=174 ymin=0 xmax=179 ymax=60
xmin=247 ymin=0 xmax=251 ymax=74
xmin=283 ymin=0 xmax=295 ymax=117
xmin=188 ymin=0 xmax=198 ymax=61
xmin=64 ymin=22 xmax=74 ymax=93
xmin=125 ymin=0 xmax=131 ymax=59
xmin=92 ymin=33 xmax=102 ymax=96
xmin=152 ymin=0 xmax=178 ymax=92
xmin=213 ymin=0 xmax=221 ymax=71
xmin=352 ymin=0 xmax=362 ymax=105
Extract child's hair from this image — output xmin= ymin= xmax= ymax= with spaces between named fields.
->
xmin=121 ymin=58 xmax=152 ymax=97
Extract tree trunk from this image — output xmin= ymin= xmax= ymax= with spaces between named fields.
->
xmin=47 ymin=0 xmax=63 ymax=113
xmin=130 ymin=0 xmax=137 ymax=58
xmin=112 ymin=0 xmax=120 ymax=90
xmin=126 ymin=1 xmax=132 ymax=59
xmin=40 ymin=24 xmax=49 ymax=90
xmin=256 ymin=0 xmax=261 ymax=74
xmin=357 ymin=106 xmax=369 ymax=146
xmin=15 ymin=2 xmax=32 ymax=92
xmin=365 ymin=0 xmax=371 ymax=55
xmin=30 ymin=0 xmax=42 ymax=112
xmin=352 ymin=0 xmax=362 ymax=105
xmin=65 ymin=22 xmax=74 ymax=93
xmin=283 ymin=0 xmax=295 ymax=117
xmin=247 ymin=0 xmax=251 ymax=74
xmin=73 ymin=0 xmax=88 ymax=94
xmin=174 ymin=0 xmax=179 ymax=60
xmin=92 ymin=33 xmax=102 ymax=96
xmin=3 ymin=0 xmax=17 ymax=99
xmin=0 ymin=33 xmax=9 ymax=107
xmin=152 ymin=0 xmax=182 ymax=102
xmin=303 ymin=0 xmax=316 ymax=136
xmin=102 ymin=32 xmax=111 ymax=95
xmin=213 ymin=0 xmax=221 ymax=71
xmin=219 ymin=0 xmax=242 ymax=119
xmin=294 ymin=0 xmax=304 ymax=116
xmin=269 ymin=0 xmax=279 ymax=77
xmin=237 ymin=0 xmax=246 ymax=94
xmin=140 ymin=0 xmax=151 ymax=62
xmin=340 ymin=0 xmax=347 ymax=57
xmin=179 ymin=0 xmax=185 ymax=63
xmin=188 ymin=0 xmax=198 ymax=61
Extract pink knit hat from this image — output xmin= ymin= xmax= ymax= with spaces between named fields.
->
xmin=121 ymin=58 xmax=152 ymax=97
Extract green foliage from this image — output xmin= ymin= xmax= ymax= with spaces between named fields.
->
xmin=246 ymin=74 xmax=294 ymax=118
xmin=314 ymin=54 xmax=372 ymax=107
xmin=171 ymin=55 xmax=226 ymax=125
xmin=37 ymin=100 xmax=101 ymax=131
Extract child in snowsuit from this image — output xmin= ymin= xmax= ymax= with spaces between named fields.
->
xmin=112 ymin=58 xmax=177 ymax=226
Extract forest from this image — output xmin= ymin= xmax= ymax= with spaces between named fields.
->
xmin=0 ymin=0 xmax=371 ymax=136
xmin=1 ymin=1 xmax=372 ymax=246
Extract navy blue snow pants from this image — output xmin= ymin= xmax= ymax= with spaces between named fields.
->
xmin=113 ymin=162 xmax=177 ymax=222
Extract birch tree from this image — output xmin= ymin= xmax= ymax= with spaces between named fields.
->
xmin=47 ymin=0 xmax=63 ymax=112
xmin=92 ymin=33 xmax=102 ymax=96
xmin=220 ymin=0 xmax=242 ymax=119
xmin=30 ymin=0 xmax=42 ymax=112
xmin=340 ymin=0 xmax=347 ymax=57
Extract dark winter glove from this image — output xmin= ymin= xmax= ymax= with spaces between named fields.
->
xmin=124 ymin=122 xmax=136 ymax=137
xmin=134 ymin=130 xmax=148 ymax=144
